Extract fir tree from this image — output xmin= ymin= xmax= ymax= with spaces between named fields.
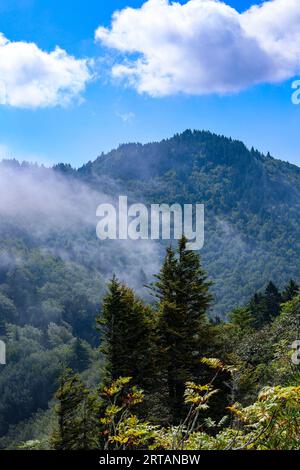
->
xmin=264 ymin=281 xmax=282 ymax=320
xmin=97 ymin=276 xmax=155 ymax=390
xmin=228 ymin=306 xmax=254 ymax=331
xmin=70 ymin=338 xmax=91 ymax=372
xmin=282 ymin=279 xmax=299 ymax=302
xmin=52 ymin=369 xmax=98 ymax=450
xmin=250 ymin=282 xmax=282 ymax=329
xmin=249 ymin=292 xmax=266 ymax=329
xmin=151 ymin=237 xmax=213 ymax=422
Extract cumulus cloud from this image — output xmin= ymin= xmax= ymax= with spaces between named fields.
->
xmin=0 ymin=33 xmax=93 ymax=108
xmin=95 ymin=0 xmax=300 ymax=96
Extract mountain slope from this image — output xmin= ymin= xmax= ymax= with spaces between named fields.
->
xmin=1 ymin=129 xmax=299 ymax=443
xmin=1 ymin=129 xmax=299 ymax=317
xmin=78 ymin=130 xmax=300 ymax=314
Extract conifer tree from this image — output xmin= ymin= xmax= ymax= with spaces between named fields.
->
xmin=250 ymin=282 xmax=282 ymax=329
xmin=282 ymin=279 xmax=299 ymax=302
xmin=52 ymin=369 xmax=99 ymax=450
xmin=249 ymin=292 xmax=266 ymax=329
xmin=70 ymin=338 xmax=91 ymax=372
xmin=228 ymin=306 xmax=254 ymax=331
xmin=151 ymin=236 xmax=213 ymax=422
xmin=264 ymin=281 xmax=282 ymax=319
xmin=97 ymin=276 xmax=155 ymax=390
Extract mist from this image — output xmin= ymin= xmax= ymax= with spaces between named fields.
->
xmin=0 ymin=161 xmax=162 ymax=295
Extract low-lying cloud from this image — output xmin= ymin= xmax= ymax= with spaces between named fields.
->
xmin=95 ymin=0 xmax=300 ymax=96
xmin=0 ymin=33 xmax=93 ymax=108
xmin=0 ymin=162 xmax=162 ymax=293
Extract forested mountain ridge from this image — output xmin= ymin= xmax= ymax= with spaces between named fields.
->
xmin=83 ymin=129 xmax=300 ymax=184
xmin=1 ymin=129 xmax=300 ymax=314
xmin=81 ymin=130 xmax=300 ymax=206
xmin=78 ymin=130 xmax=300 ymax=312
xmin=2 ymin=239 xmax=299 ymax=450
xmin=0 ymin=130 xmax=299 ymax=449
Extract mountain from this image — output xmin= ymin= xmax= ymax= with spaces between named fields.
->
xmin=1 ymin=129 xmax=299 ymax=445
xmin=1 ymin=130 xmax=300 ymax=317
xmin=77 ymin=129 xmax=300 ymax=313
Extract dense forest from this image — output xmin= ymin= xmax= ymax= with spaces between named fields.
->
xmin=0 ymin=130 xmax=299 ymax=449
xmin=84 ymin=130 xmax=300 ymax=313
xmin=1 ymin=237 xmax=299 ymax=450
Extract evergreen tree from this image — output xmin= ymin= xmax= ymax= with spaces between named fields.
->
xmin=282 ymin=279 xmax=299 ymax=302
xmin=264 ymin=281 xmax=282 ymax=319
xmin=52 ymin=369 xmax=98 ymax=450
xmin=249 ymin=292 xmax=266 ymax=329
xmin=228 ymin=306 xmax=254 ymax=331
xmin=151 ymin=237 xmax=213 ymax=422
xmin=70 ymin=338 xmax=91 ymax=373
xmin=97 ymin=276 xmax=155 ymax=389
xmin=250 ymin=283 xmax=282 ymax=329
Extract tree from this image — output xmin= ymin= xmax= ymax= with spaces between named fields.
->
xmin=0 ymin=293 xmax=17 ymax=334
xmin=249 ymin=292 xmax=266 ymax=329
xmin=97 ymin=276 xmax=155 ymax=390
xmin=282 ymin=279 xmax=299 ymax=302
xmin=150 ymin=237 xmax=213 ymax=423
xmin=250 ymin=282 xmax=282 ymax=329
xmin=228 ymin=306 xmax=254 ymax=332
xmin=52 ymin=369 xmax=98 ymax=450
xmin=264 ymin=281 xmax=282 ymax=320
xmin=70 ymin=338 xmax=91 ymax=373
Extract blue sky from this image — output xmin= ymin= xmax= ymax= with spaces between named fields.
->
xmin=0 ymin=0 xmax=299 ymax=167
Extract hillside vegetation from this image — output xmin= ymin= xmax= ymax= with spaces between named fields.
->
xmin=0 ymin=130 xmax=299 ymax=448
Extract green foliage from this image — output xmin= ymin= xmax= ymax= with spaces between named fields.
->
xmin=51 ymin=369 xmax=99 ymax=450
xmin=250 ymin=281 xmax=282 ymax=329
xmin=97 ymin=276 xmax=156 ymax=389
xmin=0 ymin=144 xmax=299 ymax=451
xmin=214 ymin=293 xmax=300 ymax=406
xmin=226 ymin=385 xmax=300 ymax=450
xmin=0 ymin=408 xmax=56 ymax=450
xmin=150 ymin=237 xmax=213 ymax=422
xmin=0 ymin=241 xmax=100 ymax=441
xmin=0 ymin=323 xmax=72 ymax=437
xmin=282 ymin=279 xmax=299 ymax=302
xmin=70 ymin=338 xmax=91 ymax=373
xmin=91 ymin=370 xmax=300 ymax=450
xmin=84 ymin=130 xmax=300 ymax=315
xmin=228 ymin=307 xmax=254 ymax=332
xmin=99 ymin=377 xmax=154 ymax=450
xmin=0 ymin=293 xmax=18 ymax=332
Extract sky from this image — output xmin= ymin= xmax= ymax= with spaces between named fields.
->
xmin=0 ymin=0 xmax=300 ymax=167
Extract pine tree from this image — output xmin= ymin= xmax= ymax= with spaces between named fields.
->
xmin=228 ymin=306 xmax=254 ymax=331
xmin=151 ymin=236 xmax=213 ymax=423
xmin=52 ymin=369 xmax=99 ymax=450
xmin=250 ymin=282 xmax=282 ymax=329
xmin=249 ymin=292 xmax=266 ymax=329
xmin=282 ymin=279 xmax=299 ymax=302
xmin=97 ymin=276 xmax=155 ymax=390
xmin=70 ymin=338 xmax=91 ymax=372
xmin=264 ymin=281 xmax=282 ymax=319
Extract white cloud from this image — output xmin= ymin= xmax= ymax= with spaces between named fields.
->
xmin=95 ymin=0 xmax=300 ymax=96
xmin=0 ymin=33 xmax=93 ymax=108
